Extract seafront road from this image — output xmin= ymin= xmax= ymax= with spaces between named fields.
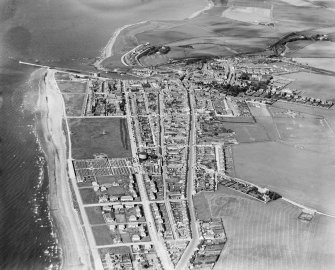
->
xmin=39 ymin=69 xmax=93 ymax=269
xmin=175 ymin=83 xmax=200 ymax=270
xmin=46 ymin=70 xmax=103 ymax=270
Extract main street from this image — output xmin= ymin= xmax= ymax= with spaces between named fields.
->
xmin=158 ymin=88 xmax=179 ymax=240
xmin=175 ymin=82 xmax=200 ymax=270
xmin=124 ymin=86 xmax=174 ymax=270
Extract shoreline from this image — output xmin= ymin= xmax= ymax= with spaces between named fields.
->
xmin=188 ymin=0 xmax=214 ymax=19
xmin=94 ymin=20 xmax=148 ymax=70
xmin=94 ymin=0 xmax=214 ymax=71
xmin=35 ymin=68 xmax=92 ymax=269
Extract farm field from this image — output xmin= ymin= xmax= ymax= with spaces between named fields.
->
xmin=232 ymin=141 xmax=335 ymax=215
xmin=57 ymin=81 xmax=87 ymax=94
xmin=283 ymin=72 xmax=335 ymax=101
xmin=287 ymin=41 xmax=335 ymax=58
xmin=62 ymin=93 xmax=85 ymax=116
xmin=293 ymin=58 xmax=335 ymax=72
xmin=68 ymin=118 xmax=131 ymax=159
xmin=193 ymin=188 xmax=335 ymax=270
xmin=221 ymin=6 xmax=272 ymax=25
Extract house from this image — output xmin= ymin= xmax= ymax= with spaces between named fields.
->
xmin=113 ymin=204 xmax=123 ymax=210
xmin=110 ymin=196 xmax=119 ymax=202
xmin=99 ymin=194 xmax=108 ymax=203
xmin=127 ymin=223 xmax=138 ymax=228
xmin=132 ymin=245 xmax=140 ymax=252
xmin=118 ymin=224 xmax=125 ymax=231
xmin=129 ymin=215 xmax=137 ymax=222
xmin=102 ymin=206 xmax=112 ymax=212
xmin=104 ymin=212 xmax=115 ymax=223
xmin=121 ymin=195 xmax=133 ymax=202
xmin=132 ymin=234 xmax=141 ymax=242
xmin=92 ymin=181 xmax=99 ymax=192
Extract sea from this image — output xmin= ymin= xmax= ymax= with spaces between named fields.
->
xmin=0 ymin=0 xmax=206 ymax=269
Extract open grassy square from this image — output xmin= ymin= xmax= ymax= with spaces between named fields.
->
xmin=98 ymin=246 xmax=131 ymax=257
xmin=92 ymin=225 xmax=116 ymax=246
xmin=79 ymin=188 xmax=99 ymax=204
xmin=57 ymin=81 xmax=87 ymax=94
xmin=69 ymin=118 xmax=131 ymax=159
xmin=96 ymin=175 xmax=130 ymax=185
xmin=223 ymin=122 xmax=270 ymax=143
xmin=85 ymin=206 xmax=105 ymax=225
xmin=62 ymin=93 xmax=86 ymax=116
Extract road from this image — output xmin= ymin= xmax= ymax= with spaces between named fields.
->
xmin=67 ymin=115 xmax=127 ymax=119
xmin=175 ymin=83 xmax=200 ymax=270
xmin=96 ymin=242 xmax=152 ymax=248
xmin=124 ymin=87 xmax=174 ymax=270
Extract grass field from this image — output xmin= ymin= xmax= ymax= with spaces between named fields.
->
xmin=193 ymin=188 xmax=335 ymax=270
xmin=92 ymin=225 xmax=115 ymax=246
xmin=69 ymin=118 xmax=131 ymax=159
xmin=282 ymin=72 xmax=335 ymax=101
xmin=193 ymin=191 xmax=212 ymax=221
xmin=273 ymin=115 xmax=333 ymax=144
xmin=232 ymin=141 xmax=335 ymax=215
xmin=247 ymin=103 xmax=280 ymax=141
xmin=57 ymin=81 xmax=87 ymax=94
xmin=85 ymin=206 xmax=105 ymax=225
xmin=79 ymin=188 xmax=99 ymax=204
xmin=55 ymin=72 xmax=70 ymax=80
xmin=223 ymin=122 xmax=270 ymax=143
xmin=98 ymin=246 xmax=131 ymax=256
xmin=248 ymin=103 xmax=335 ymax=152
xmin=270 ymin=101 xmax=335 ymax=142
xmin=62 ymin=93 xmax=85 ymax=116
xmin=269 ymin=106 xmax=334 ymax=144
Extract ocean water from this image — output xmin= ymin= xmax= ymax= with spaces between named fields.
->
xmin=0 ymin=0 xmax=206 ymax=269
xmin=0 ymin=63 xmax=60 ymax=270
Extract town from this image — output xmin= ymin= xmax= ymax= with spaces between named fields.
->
xmin=52 ymin=52 xmax=334 ymax=270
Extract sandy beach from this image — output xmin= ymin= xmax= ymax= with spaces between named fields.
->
xmin=94 ymin=20 xmax=148 ymax=70
xmin=188 ymin=0 xmax=214 ymax=19
xmin=94 ymin=0 xmax=213 ymax=70
xmin=35 ymin=68 xmax=93 ymax=270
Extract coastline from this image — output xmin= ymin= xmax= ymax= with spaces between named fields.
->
xmin=188 ymin=0 xmax=214 ymax=19
xmin=94 ymin=0 xmax=214 ymax=70
xmin=35 ymin=68 xmax=92 ymax=270
xmin=94 ymin=21 xmax=148 ymax=70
